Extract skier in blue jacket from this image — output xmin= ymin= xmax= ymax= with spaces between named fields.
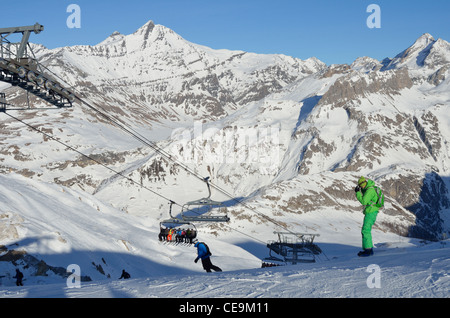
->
xmin=194 ymin=241 xmax=222 ymax=272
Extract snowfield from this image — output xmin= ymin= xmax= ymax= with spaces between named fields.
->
xmin=0 ymin=174 xmax=448 ymax=299
xmin=0 ymin=239 xmax=448 ymax=299
xmin=1 ymin=21 xmax=449 ymax=303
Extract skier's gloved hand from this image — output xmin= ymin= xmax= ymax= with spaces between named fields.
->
xmin=194 ymin=257 xmax=199 ymax=263
xmin=355 ymin=186 xmax=361 ymax=193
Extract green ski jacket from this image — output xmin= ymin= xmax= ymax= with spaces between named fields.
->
xmin=355 ymin=179 xmax=380 ymax=214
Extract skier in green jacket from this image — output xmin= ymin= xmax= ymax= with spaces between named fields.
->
xmin=355 ymin=176 xmax=380 ymax=257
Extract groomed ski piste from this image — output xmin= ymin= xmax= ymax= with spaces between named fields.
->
xmin=0 ymin=173 xmax=448 ymax=299
xmin=0 ymin=22 xmax=449 ymax=303
xmin=2 ymin=240 xmax=449 ymax=299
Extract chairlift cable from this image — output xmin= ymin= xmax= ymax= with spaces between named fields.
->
xmin=76 ymin=93 xmax=293 ymax=234
xmin=0 ymin=25 xmax=309 ymax=255
xmin=2 ymin=111 xmax=179 ymax=207
xmin=74 ymin=94 xmax=297 ymax=236
xmin=33 ymin=61 xmax=304 ymax=238
xmin=2 ymin=112 xmax=267 ymax=246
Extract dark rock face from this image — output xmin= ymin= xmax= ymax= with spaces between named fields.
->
xmin=406 ymin=173 xmax=450 ymax=240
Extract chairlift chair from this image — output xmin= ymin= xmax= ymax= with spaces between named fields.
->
xmin=159 ymin=201 xmax=197 ymax=243
xmin=157 ymin=177 xmax=230 ymax=244
xmin=180 ymin=177 xmax=230 ymax=223
xmin=264 ymin=231 xmax=321 ymax=265
xmin=159 ymin=200 xmax=196 ymax=229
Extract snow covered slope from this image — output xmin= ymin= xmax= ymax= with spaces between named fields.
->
xmin=0 ymin=173 xmax=448 ymax=298
xmin=1 ymin=236 xmax=449 ymax=298
xmin=0 ymin=21 xmax=449 ymax=297
xmin=0 ymin=173 xmax=261 ymax=284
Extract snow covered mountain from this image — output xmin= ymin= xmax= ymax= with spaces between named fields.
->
xmin=0 ymin=21 xmax=449 ymax=292
xmin=30 ymin=21 xmax=326 ymax=124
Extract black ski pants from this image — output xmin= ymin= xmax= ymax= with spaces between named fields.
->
xmin=201 ymin=257 xmax=222 ymax=272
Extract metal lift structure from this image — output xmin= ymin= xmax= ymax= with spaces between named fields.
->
xmin=158 ymin=176 xmax=229 ymax=244
xmin=160 ymin=177 xmax=229 ymax=229
xmin=0 ymin=23 xmax=75 ymax=110
xmin=0 ymin=92 xmax=6 ymax=112
xmin=159 ymin=200 xmax=198 ymax=243
xmin=180 ymin=177 xmax=230 ymax=223
xmin=160 ymin=200 xmax=197 ymax=229
xmin=263 ymin=231 xmax=322 ymax=266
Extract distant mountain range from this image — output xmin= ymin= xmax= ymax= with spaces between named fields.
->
xmin=1 ymin=20 xmax=449 ymax=249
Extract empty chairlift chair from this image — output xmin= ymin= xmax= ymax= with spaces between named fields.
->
xmin=180 ymin=177 xmax=230 ymax=223
xmin=264 ymin=231 xmax=322 ymax=266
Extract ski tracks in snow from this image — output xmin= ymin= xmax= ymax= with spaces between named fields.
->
xmin=0 ymin=241 xmax=448 ymax=298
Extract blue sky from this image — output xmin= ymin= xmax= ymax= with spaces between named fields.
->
xmin=1 ymin=0 xmax=449 ymax=65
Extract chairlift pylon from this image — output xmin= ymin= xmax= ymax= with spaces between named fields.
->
xmin=0 ymin=23 xmax=76 ymax=110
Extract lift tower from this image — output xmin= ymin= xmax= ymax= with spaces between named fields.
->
xmin=0 ymin=23 xmax=75 ymax=110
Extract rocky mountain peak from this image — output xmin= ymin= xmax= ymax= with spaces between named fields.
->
xmin=96 ymin=31 xmax=125 ymax=46
xmin=133 ymin=20 xmax=156 ymax=37
xmin=414 ymin=33 xmax=436 ymax=46
xmin=351 ymin=56 xmax=382 ymax=73
xmin=1 ymin=22 xmax=449 ymax=243
xmin=382 ymin=33 xmax=450 ymax=71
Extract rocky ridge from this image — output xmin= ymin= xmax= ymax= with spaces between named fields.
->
xmin=0 ymin=22 xmax=449 ymax=250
